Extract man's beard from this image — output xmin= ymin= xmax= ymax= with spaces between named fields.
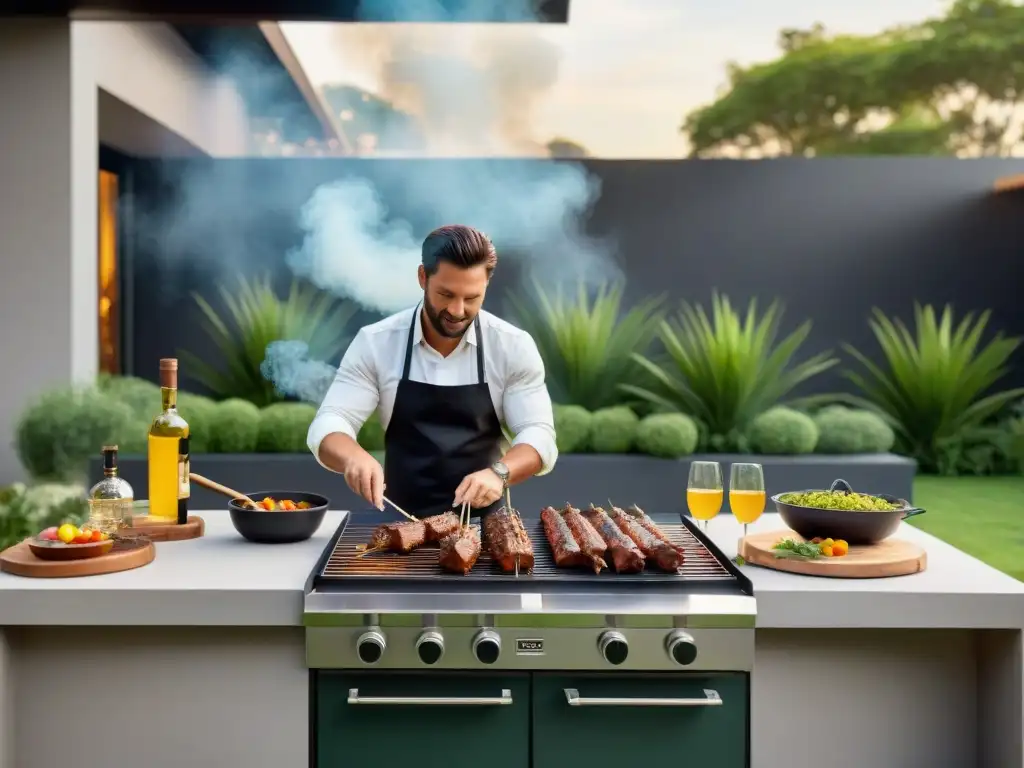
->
xmin=423 ymin=297 xmax=472 ymax=339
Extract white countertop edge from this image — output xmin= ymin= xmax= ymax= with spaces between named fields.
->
xmin=0 ymin=509 xmax=1021 ymax=630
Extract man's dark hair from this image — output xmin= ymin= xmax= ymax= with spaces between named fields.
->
xmin=421 ymin=224 xmax=497 ymax=277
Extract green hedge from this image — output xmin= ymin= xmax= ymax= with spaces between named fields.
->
xmin=15 ymin=377 xmax=912 ymax=485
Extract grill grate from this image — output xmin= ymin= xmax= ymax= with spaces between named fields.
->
xmin=318 ymin=516 xmax=734 ymax=584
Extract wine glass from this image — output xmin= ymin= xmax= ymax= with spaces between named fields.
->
xmin=729 ymin=463 xmax=765 ymax=538
xmin=686 ymin=461 xmax=723 ymax=532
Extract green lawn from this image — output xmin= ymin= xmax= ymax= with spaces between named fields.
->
xmin=910 ymin=475 xmax=1024 ymax=582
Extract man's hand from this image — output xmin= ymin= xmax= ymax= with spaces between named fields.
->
xmin=343 ymin=450 xmax=385 ymax=510
xmin=453 ymin=468 xmax=504 ymax=509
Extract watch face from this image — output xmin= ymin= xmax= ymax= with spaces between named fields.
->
xmin=493 ymin=462 xmax=509 ymax=480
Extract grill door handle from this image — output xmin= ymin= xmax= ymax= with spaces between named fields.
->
xmin=347 ymin=688 xmax=513 ymax=706
xmin=564 ymin=688 xmax=722 ymax=707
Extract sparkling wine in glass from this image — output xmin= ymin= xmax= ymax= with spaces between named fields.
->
xmin=729 ymin=462 xmax=766 ymax=539
xmin=686 ymin=461 xmax=723 ymax=532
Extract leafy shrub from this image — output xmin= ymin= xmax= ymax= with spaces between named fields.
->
xmin=507 ymin=280 xmax=665 ymax=410
xmin=590 ymin=406 xmax=639 ymax=453
xmin=635 ymin=413 xmax=699 ymax=458
xmin=16 ymin=387 xmax=135 ymax=482
xmin=0 ymin=482 xmax=88 ymax=552
xmin=813 ymin=406 xmax=895 ymax=454
xmin=176 ymin=392 xmax=217 ymax=454
xmin=553 ymin=404 xmax=593 ymax=453
xmin=257 ymin=402 xmax=317 ymax=453
xmin=843 ymin=304 xmax=1024 ymax=474
xmin=180 ymin=274 xmax=357 ymax=406
xmin=747 ymin=407 xmax=818 ymax=455
xmin=358 ymin=411 xmax=386 ymax=452
xmin=624 ymin=292 xmax=837 ymax=451
xmin=97 ymin=374 xmax=159 ymax=420
xmin=208 ymin=399 xmax=261 ymax=453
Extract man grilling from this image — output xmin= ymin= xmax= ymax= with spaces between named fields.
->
xmin=307 ymin=224 xmax=558 ymax=518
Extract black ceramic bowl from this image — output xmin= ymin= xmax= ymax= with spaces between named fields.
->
xmin=771 ymin=479 xmax=925 ymax=545
xmin=228 ymin=491 xmax=329 ymax=544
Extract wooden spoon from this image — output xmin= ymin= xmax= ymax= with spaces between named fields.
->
xmin=189 ymin=473 xmax=259 ymax=510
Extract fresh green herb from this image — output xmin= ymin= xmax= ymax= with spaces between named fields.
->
xmin=778 ymin=490 xmax=901 ymax=512
xmin=732 ymin=555 xmax=746 ymax=566
xmin=772 ymin=538 xmax=823 ymax=560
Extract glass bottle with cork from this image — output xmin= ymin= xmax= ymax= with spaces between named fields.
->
xmin=88 ymin=445 xmax=134 ymax=534
xmin=148 ymin=358 xmax=190 ymax=523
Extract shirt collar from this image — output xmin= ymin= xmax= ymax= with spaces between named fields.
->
xmin=414 ymin=304 xmax=479 ymax=349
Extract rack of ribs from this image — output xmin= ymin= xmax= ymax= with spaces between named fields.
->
xmin=483 ymin=506 xmax=535 ymax=574
xmin=583 ymin=505 xmax=646 ymax=573
xmin=423 ymin=512 xmax=460 ymax=543
xmin=438 ymin=525 xmax=482 ymax=575
xmin=608 ymin=504 xmax=684 ymax=572
xmin=561 ymin=503 xmax=608 ymax=566
xmin=540 ymin=506 xmax=606 ymax=573
xmin=367 ymin=520 xmax=427 ymax=554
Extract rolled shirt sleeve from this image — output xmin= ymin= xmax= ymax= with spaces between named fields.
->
xmin=306 ymin=329 xmax=380 ymax=472
xmin=503 ymin=333 xmax=559 ymax=476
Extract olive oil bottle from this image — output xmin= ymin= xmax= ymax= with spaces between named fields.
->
xmin=147 ymin=358 xmax=190 ymax=522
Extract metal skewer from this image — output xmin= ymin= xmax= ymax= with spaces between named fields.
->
xmin=382 ymin=495 xmax=418 ymax=522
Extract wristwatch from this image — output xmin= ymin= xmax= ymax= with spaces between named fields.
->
xmin=490 ymin=461 xmax=510 ymax=489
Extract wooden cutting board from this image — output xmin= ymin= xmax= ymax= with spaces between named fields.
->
xmin=0 ymin=538 xmax=155 ymax=578
xmin=738 ymin=529 xmax=927 ymax=578
xmin=127 ymin=515 xmax=205 ymax=542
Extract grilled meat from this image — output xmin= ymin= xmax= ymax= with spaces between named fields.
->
xmin=629 ymin=504 xmax=685 ymax=554
xmin=483 ymin=507 xmax=535 ymax=573
xmin=541 ymin=506 xmax=606 ymax=573
xmin=370 ymin=521 xmax=427 ymax=554
xmin=583 ymin=505 xmax=646 ymax=573
xmin=423 ymin=513 xmax=460 ymax=543
xmin=438 ymin=526 xmax=481 ymax=575
xmin=561 ymin=504 xmax=608 ymax=564
xmin=608 ymin=505 xmax=684 ymax=572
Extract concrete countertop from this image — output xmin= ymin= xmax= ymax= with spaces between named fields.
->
xmin=1 ymin=510 xmax=1021 ymax=630
xmin=703 ymin=512 xmax=1024 ymax=630
xmin=0 ymin=510 xmax=347 ymax=626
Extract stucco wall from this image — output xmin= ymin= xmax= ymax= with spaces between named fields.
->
xmin=0 ymin=19 xmax=252 ymax=484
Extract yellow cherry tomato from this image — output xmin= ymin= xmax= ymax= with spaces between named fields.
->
xmin=57 ymin=524 xmax=77 ymax=544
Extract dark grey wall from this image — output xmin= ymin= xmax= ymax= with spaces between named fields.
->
xmin=123 ymin=157 xmax=1024 ymax=393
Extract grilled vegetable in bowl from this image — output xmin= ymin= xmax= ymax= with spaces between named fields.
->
xmin=227 ymin=491 xmax=329 ymax=544
xmin=254 ymin=496 xmax=313 ymax=511
xmin=772 ymin=479 xmax=925 ymax=545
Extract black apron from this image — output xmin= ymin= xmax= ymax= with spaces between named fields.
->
xmin=383 ymin=306 xmax=505 ymax=519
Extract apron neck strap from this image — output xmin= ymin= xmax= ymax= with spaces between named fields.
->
xmin=402 ymin=305 xmax=486 ymax=385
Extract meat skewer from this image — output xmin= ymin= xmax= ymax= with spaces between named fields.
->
xmin=584 ymin=504 xmax=646 ymax=573
xmin=439 ymin=501 xmax=481 ymax=575
xmin=423 ymin=512 xmax=460 ymax=543
xmin=540 ymin=506 xmax=606 ymax=573
xmin=627 ymin=503 xmax=685 ymax=554
xmin=607 ymin=504 xmax=684 ymax=572
xmin=358 ymin=520 xmax=427 ymax=556
xmin=561 ymin=503 xmax=608 ymax=565
xmin=483 ymin=506 xmax=535 ymax=575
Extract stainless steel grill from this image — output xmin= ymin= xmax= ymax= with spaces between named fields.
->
xmin=317 ymin=514 xmax=734 ymax=585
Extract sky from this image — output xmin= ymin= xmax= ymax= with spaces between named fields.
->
xmin=279 ymin=0 xmax=947 ymax=158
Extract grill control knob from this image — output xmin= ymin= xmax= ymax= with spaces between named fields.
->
xmin=472 ymin=629 xmax=501 ymax=665
xmin=666 ymin=630 xmax=698 ymax=666
xmin=356 ymin=629 xmax=386 ymax=665
xmin=416 ymin=630 xmax=445 ymax=665
xmin=598 ymin=630 xmax=629 ymax=666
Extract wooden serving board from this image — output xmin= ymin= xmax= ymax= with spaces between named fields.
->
xmin=0 ymin=538 xmax=155 ymax=578
xmin=127 ymin=515 xmax=205 ymax=542
xmin=739 ymin=529 xmax=927 ymax=579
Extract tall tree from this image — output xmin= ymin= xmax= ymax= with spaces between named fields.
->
xmin=682 ymin=0 xmax=1024 ymax=158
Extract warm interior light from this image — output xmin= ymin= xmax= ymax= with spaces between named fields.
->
xmin=98 ymin=170 xmax=120 ymax=374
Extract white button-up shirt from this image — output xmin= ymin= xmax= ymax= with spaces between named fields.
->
xmin=307 ymin=306 xmax=559 ymax=476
